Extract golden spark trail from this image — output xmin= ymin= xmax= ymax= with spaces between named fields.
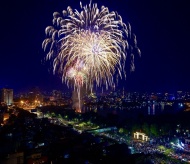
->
xmin=42 ymin=1 xmax=140 ymax=112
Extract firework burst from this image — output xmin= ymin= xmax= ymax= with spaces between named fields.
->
xmin=42 ymin=1 xmax=140 ymax=111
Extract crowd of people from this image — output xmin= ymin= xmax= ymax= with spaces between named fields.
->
xmin=98 ymin=131 xmax=190 ymax=163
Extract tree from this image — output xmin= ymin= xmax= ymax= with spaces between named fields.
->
xmin=150 ymin=124 xmax=159 ymax=137
xmin=119 ymin=128 xmax=124 ymax=133
xmin=142 ymin=123 xmax=149 ymax=134
xmin=160 ymin=123 xmax=172 ymax=136
xmin=131 ymin=123 xmax=141 ymax=134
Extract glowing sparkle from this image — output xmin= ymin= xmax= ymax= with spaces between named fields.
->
xmin=42 ymin=1 xmax=140 ymax=111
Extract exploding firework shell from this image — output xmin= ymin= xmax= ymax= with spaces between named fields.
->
xmin=42 ymin=1 xmax=140 ymax=90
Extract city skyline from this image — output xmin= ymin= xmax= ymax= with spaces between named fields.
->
xmin=0 ymin=0 xmax=190 ymax=93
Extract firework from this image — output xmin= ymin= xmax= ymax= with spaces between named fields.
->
xmin=42 ymin=1 xmax=140 ymax=111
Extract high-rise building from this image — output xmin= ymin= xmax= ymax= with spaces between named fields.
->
xmin=1 ymin=88 xmax=13 ymax=105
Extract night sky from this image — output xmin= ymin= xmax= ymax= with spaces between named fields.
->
xmin=0 ymin=0 xmax=190 ymax=93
